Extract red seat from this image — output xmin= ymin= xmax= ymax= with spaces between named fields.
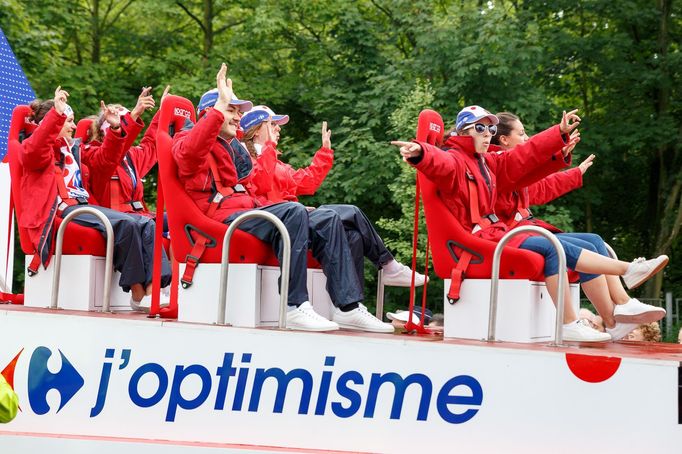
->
xmin=7 ymin=105 xmax=106 ymax=259
xmin=415 ymin=109 xmax=545 ymax=281
xmin=156 ymin=95 xmax=281 ymax=268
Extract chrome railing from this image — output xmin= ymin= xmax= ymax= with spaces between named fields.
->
xmin=487 ymin=226 xmax=567 ymax=346
xmin=51 ymin=207 xmax=114 ymax=311
xmin=217 ymin=211 xmax=291 ymax=328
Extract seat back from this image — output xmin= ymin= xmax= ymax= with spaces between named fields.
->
xmin=75 ymin=118 xmax=94 ymax=143
xmin=8 ymin=105 xmax=106 ymax=257
xmin=415 ymin=109 xmax=543 ymax=280
xmin=156 ymin=96 xmax=276 ymax=264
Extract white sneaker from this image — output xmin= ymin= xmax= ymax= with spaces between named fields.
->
xmin=622 ymin=255 xmax=669 ymax=289
xmin=130 ymin=292 xmax=171 ymax=313
xmin=613 ymin=298 xmax=666 ymax=324
xmin=333 ymin=303 xmax=395 ymax=333
xmin=606 ymin=322 xmax=639 ymax=341
xmin=382 ymin=264 xmax=427 ymax=287
xmin=562 ymin=319 xmax=612 ymax=342
xmin=286 ymin=302 xmax=339 ymax=332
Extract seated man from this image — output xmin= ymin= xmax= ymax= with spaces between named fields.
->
xmin=171 ymin=64 xmax=393 ymax=333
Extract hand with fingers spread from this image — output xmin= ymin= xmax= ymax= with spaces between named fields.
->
xmin=53 ymin=86 xmax=70 ymax=115
xmin=579 ymin=154 xmax=595 ymax=175
xmin=321 ymin=121 xmax=332 ymax=149
xmin=562 ymin=129 xmax=581 ymax=157
xmin=101 ymin=100 xmax=122 ymax=130
xmin=131 ymin=86 xmax=156 ymax=121
xmin=160 ymin=85 xmax=171 ymax=105
xmin=213 ymin=63 xmax=234 ymax=115
xmin=390 ymin=140 xmax=422 ymax=161
xmin=560 ymin=109 xmax=581 ymax=134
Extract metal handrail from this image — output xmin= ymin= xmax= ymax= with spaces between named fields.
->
xmin=487 ymin=226 xmax=567 ymax=346
xmin=604 ymin=242 xmax=618 ymax=260
xmin=217 ymin=211 xmax=291 ymax=328
xmin=51 ymin=207 xmax=115 ymax=311
xmin=375 ymin=269 xmax=385 ymax=319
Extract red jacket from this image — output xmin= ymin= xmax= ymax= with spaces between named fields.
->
xmin=172 ymin=109 xmax=257 ymax=221
xmin=496 ymin=167 xmax=583 ymax=233
xmin=410 ymin=124 xmax=568 ymax=247
xmin=83 ymin=111 xmax=158 ymax=213
xmin=249 ymin=141 xmax=333 ymax=204
xmin=19 ymin=108 xmax=125 ymax=264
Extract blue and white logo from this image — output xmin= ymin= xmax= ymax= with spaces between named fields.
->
xmin=28 ymin=346 xmax=84 ymax=415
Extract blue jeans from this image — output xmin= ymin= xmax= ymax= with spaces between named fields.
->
xmin=519 ymin=233 xmax=609 ymax=282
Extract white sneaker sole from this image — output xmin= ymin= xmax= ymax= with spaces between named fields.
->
xmin=625 ymin=256 xmax=669 ymax=290
xmin=335 ymin=322 xmax=394 ymax=333
xmin=614 ymin=308 xmax=666 ymax=324
xmin=286 ymin=323 xmax=339 ymax=332
xmin=563 ymin=335 xmax=611 ymax=343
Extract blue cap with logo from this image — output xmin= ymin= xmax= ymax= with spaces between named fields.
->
xmin=455 ymin=105 xmax=499 ymax=132
xmin=197 ymin=88 xmax=253 ymax=117
xmin=240 ymin=105 xmax=290 ymax=131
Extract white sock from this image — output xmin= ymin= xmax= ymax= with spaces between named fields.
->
xmin=382 ymin=259 xmax=403 ymax=275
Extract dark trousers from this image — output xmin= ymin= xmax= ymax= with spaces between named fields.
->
xmin=309 ymin=204 xmax=390 ymax=305
xmin=63 ymin=205 xmax=172 ymax=292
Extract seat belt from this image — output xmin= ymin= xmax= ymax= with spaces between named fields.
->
xmin=180 ymin=154 xmax=243 ymax=288
xmin=507 ymin=188 xmax=533 ymax=228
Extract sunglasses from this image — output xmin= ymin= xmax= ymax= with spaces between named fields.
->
xmin=464 ymin=123 xmax=497 ymax=136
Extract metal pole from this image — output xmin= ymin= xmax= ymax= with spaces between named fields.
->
xmin=217 ymin=211 xmax=291 ymax=328
xmin=665 ymin=291 xmax=673 ymax=338
xmin=51 ymin=207 xmax=115 ymax=311
xmin=604 ymin=242 xmax=618 ymax=260
xmin=375 ymin=269 xmax=384 ymax=320
xmin=487 ymin=226 xmax=567 ymax=346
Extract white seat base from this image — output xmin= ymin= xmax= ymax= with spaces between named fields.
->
xmin=178 ymin=263 xmax=334 ymax=327
xmin=443 ymin=278 xmax=580 ymax=343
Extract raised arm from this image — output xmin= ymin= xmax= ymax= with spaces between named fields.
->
xmin=291 ymin=121 xmax=334 ymax=195
xmin=81 ymin=101 xmax=128 ymax=178
xmin=392 ymin=140 xmax=463 ymax=191
xmin=21 ymin=87 xmax=68 ymax=170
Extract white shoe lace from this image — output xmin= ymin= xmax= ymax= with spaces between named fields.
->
xmin=632 ymin=257 xmax=646 ymax=264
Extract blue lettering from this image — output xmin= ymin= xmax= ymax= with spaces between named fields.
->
xmin=364 ymin=372 xmax=432 ymax=420
xmin=331 ymin=371 xmax=363 ymax=418
xmin=129 ymin=363 xmax=168 ymax=408
xmin=166 ymin=365 xmax=212 ymax=422
xmin=90 ymin=348 xmax=115 ymax=417
xmin=214 ymin=353 xmax=237 ymax=410
xmin=314 ymin=356 xmax=335 ymax=416
xmin=436 ymin=375 xmax=483 ymax=424
xmin=232 ymin=353 xmax=251 ymax=411
xmin=249 ymin=368 xmax=313 ymax=414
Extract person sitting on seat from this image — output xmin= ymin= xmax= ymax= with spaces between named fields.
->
xmin=239 ymin=105 xmax=426 ymax=290
xmin=0 ymin=374 xmax=18 ymax=423
xmin=392 ymin=106 xmax=667 ymax=342
xmin=171 ymin=64 xmax=393 ymax=333
xmin=82 ymin=86 xmax=170 ymax=218
xmin=21 ymin=87 xmax=171 ymax=312
xmin=491 ymin=111 xmax=665 ymax=340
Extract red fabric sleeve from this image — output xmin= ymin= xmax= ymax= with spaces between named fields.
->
xmin=20 ymin=108 xmax=65 ymax=171
xmin=488 ymin=124 xmax=568 ymax=193
xmin=527 ymin=167 xmax=583 ymax=206
xmin=249 ymin=141 xmax=278 ymax=197
xmin=80 ymin=127 xmax=127 ymax=183
xmin=120 ymin=112 xmax=144 ymax=152
xmin=172 ymin=109 xmax=224 ymax=183
xmin=128 ymin=109 xmax=161 ymax=178
xmin=289 ymin=146 xmax=334 ymax=196
xmin=410 ymin=141 xmax=463 ymax=191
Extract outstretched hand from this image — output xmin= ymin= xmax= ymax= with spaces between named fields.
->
xmin=160 ymin=85 xmax=171 ymax=104
xmin=579 ymin=154 xmax=595 ymax=175
xmin=390 ymin=140 xmax=422 ymax=161
xmin=560 ymin=109 xmax=581 ymax=134
xmin=213 ymin=63 xmax=233 ymax=115
xmin=53 ymin=86 xmax=70 ymax=115
xmin=264 ymin=117 xmax=278 ymax=144
xmin=100 ymin=100 xmax=121 ymax=129
xmin=562 ymin=129 xmax=581 ymax=157
xmin=321 ymin=121 xmax=331 ymax=149
xmin=131 ymin=86 xmax=155 ymax=121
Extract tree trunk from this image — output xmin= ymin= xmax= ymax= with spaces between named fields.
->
xmin=91 ymin=0 xmax=101 ymax=63
xmin=203 ymin=0 xmax=213 ymax=60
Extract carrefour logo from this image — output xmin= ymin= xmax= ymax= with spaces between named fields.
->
xmin=9 ymin=347 xmax=484 ymax=424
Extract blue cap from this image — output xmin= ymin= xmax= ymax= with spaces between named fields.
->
xmin=240 ymin=105 xmax=289 ymax=131
xmin=455 ymin=105 xmax=499 ymax=132
xmin=197 ymin=89 xmax=253 ymax=117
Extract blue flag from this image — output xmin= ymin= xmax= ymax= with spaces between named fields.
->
xmin=0 ymin=27 xmax=35 ymax=162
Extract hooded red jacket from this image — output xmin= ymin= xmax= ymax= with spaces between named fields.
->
xmin=172 ymin=109 xmax=257 ymax=221
xmin=496 ymin=166 xmax=583 ymax=232
xmin=248 ymin=141 xmax=333 ymax=204
xmin=19 ymin=107 xmax=125 ymax=264
xmin=83 ymin=111 xmax=159 ymax=213
xmin=410 ymin=124 xmax=568 ymax=247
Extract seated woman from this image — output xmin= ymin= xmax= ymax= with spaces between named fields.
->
xmin=21 ymin=87 xmax=171 ymax=312
xmin=83 ymin=86 xmax=169 ymax=218
xmin=491 ymin=112 xmax=665 ymax=340
xmin=392 ymin=106 xmax=667 ymax=342
xmin=239 ymin=105 xmax=426 ymax=291
xmin=171 ymin=64 xmax=393 ymax=333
